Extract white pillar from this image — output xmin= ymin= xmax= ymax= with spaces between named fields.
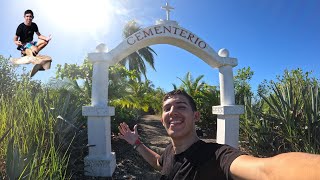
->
xmin=92 ymin=62 xmax=108 ymax=106
xmin=82 ymin=44 xmax=116 ymax=177
xmin=219 ymin=65 xmax=235 ymax=105
xmin=213 ymin=49 xmax=244 ymax=148
xmin=213 ymin=105 xmax=243 ymax=147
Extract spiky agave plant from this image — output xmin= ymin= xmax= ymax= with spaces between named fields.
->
xmin=253 ymin=69 xmax=320 ymax=155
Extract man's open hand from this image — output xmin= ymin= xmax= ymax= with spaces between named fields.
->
xmin=118 ymin=122 xmax=139 ymax=145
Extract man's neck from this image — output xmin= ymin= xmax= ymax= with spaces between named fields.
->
xmin=24 ymin=22 xmax=32 ymax=26
xmin=171 ymin=134 xmax=200 ymax=154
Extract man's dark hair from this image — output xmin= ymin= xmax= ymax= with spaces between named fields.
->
xmin=24 ymin=9 xmax=34 ymax=17
xmin=163 ymin=89 xmax=197 ymax=111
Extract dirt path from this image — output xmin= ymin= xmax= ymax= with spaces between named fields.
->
xmin=138 ymin=115 xmax=171 ymax=154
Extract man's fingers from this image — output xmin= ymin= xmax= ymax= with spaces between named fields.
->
xmin=119 ymin=122 xmax=133 ymax=135
xmin=133 ymin=124 xmax=138 ymax=134
xmin=46 ymin=34 xmax=52 ymax=41
xmin=118 ymin=124 xmax=126 ymax=135
xmin=120 ymin=123 xmax=128 ymax=132
xmin=118 ymin=133 xmax=124 ymax=139
xmin=121 ymin=122 xmax=131 ymax=132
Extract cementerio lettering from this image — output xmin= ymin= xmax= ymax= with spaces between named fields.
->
xmin=126 ymin=25 xmax=207 ymax=49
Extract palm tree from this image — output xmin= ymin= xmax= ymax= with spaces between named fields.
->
xmin=111 ymin=79 xmax=156 ymax=119
xmin=120 ymin=20 xmax=157 ymax=80
xmin=177 ymin=72 xmax=205 ymax=97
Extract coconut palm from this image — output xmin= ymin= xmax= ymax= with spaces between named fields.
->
xmin=120 ymin=20 xmax=157 ymax=80
xmin=177 ymin=72 xmax=205 ymax=97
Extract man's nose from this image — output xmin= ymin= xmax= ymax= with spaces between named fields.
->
xmin=169 ymin=106 xmax=177 ymax=116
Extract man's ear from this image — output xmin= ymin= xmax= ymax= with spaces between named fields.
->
xmin=194 ymin=111 xmax=200 ymax=122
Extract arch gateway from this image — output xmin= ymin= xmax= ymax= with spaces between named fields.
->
xmin=82 ymin=3 xmax=244 ymax=177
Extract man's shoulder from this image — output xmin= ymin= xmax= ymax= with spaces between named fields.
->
xmin=198 ymin=140 xmax=223 ymax=148
xmin=31 ymin=22 xmax=38 ymax=27
xmin=17 ymin=22 xmax=25 ymax=27
xmin=196 ymin=140 xmax=243 ymax=157
xmin=201 ymin=140 xmax=239 ymax=149
xmin=196 ymin=140 xmax=224 ymax=153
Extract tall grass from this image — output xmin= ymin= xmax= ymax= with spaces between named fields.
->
xmin=0 ymin=85 xmax=74 ymax=179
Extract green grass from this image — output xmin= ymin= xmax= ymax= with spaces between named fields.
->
xmin=0 ymin=87 xmax=72 ymax=179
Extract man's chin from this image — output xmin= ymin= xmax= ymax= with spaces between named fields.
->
xmin=167 ymin=130 xmax=184 ymax=139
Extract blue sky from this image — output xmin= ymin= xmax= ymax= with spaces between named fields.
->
xmin=1 ymin=0 xmax=319 ymax=92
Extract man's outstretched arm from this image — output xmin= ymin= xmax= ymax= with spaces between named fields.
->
xmin=230 ymin=152 xmax=320 ymax=180
xmin=36 ymin=32 xmax=52 ymax=42
xmin=134 ymin=143 xmax=162 ymax=171
xmin=118 ymin=122 xmax=162 ymax=171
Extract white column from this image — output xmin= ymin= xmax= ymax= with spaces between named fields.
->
xmin=213 ymin=48 xmax=244 ymax=148
xmin=92 ymin=62 xmax=108 ymax=106
xmin=83 ymin=106 xmax=116 ymax=177
xmin=82 ymin=44 xmax=116 ymax=177
xmin=213 ymin=105 xmax=243 ymax=147
xmin=219 ymin=65 xmax=235 ymax=105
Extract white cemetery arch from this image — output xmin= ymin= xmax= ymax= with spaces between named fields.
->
xmin=82 ymin=20 xmax=244 ymax=177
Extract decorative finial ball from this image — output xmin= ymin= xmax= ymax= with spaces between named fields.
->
xmin=218 ymin=48 xmax=229 ymax=57
xmin=96 ymin=43 xmax=108 ymax=53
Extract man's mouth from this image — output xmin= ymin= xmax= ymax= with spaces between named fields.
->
xmin=169 ymin=120 xmax=182 ymax=126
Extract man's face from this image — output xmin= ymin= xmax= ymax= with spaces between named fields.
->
xmin=24 ymin=13 xmax=33 ymax=25
xmin=161 ymin=94 xmax=199 ymax=139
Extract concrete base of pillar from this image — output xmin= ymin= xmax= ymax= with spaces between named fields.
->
xmin=84 ymin=152 xmax=116 ymax=177
xmin=216 ymin=115 xmax=240 ymax=147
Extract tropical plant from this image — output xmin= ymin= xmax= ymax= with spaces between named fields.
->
xmin=120 ymin=20 xmax=157 ymax=80
xmin=0 ymin=55 xmax=19 ymax=98
xmin=234 ymin=67 xmax=254 ymax=106
xmin=240 ymin=69 xmax=320 ymax=156
xmin=111 ymin=79 xmax=156 ymax=118
xmin=55 ymin=59 xmax=92 ymax=103
xmin=176 ymin=72 xmax=205 ymax=97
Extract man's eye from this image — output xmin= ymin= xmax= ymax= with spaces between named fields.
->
xmin=163 ymin=107 xmax=170 ymax=112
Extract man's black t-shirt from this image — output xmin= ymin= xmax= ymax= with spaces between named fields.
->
xmin=16 ymin=22 xmax=39 ymax=44
xmin=158 ymin=140 xmax=244 ymax=180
